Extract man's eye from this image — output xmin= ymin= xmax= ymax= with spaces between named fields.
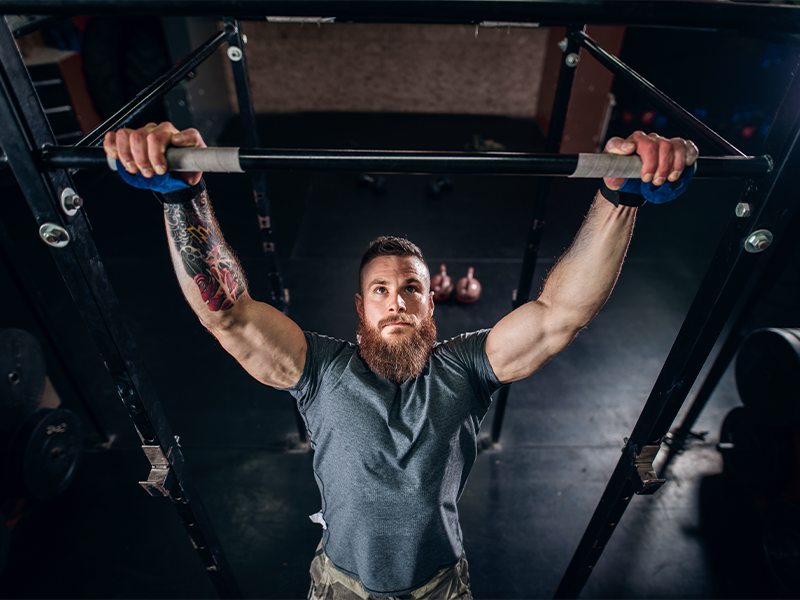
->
xmin=406 ymin=286 xmax=418 ymax=293
xmin=375 ymin=287 xmax=386 ymax=294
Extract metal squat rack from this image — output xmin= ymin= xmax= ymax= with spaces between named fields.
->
xmin=1 ymin=2 xmax=799 ymax=598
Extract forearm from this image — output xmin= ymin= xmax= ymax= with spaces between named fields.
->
xmin=163 ymin=188 xmax=247 ymax=329
xmin=539 ymin=191 xmax=637 ymax=332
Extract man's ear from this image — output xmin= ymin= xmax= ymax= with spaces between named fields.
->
xmin=429 ymin=291 xmax=435 ymax=316
xmin=355 ymin=293 xmax=364 ymax=320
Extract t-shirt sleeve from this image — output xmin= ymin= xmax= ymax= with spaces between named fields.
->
xmin=277 ymin=331 xmax=347 ymax=411
xmin=441 ymin=329 xmax=504 ymax=409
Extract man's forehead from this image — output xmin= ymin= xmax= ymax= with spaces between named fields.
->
xmin=362 ymin=255 xmax=429 ymax=283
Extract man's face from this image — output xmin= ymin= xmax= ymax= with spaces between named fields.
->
xmin=355 ymin=255 xmax=434 ymax=340
xmin=355 ymin=255 xmax=437 ymax=383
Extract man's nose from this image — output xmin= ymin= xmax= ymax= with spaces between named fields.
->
xmin=389 ymin=292 xmax=406 ymax=312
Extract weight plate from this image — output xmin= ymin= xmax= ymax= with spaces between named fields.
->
xmin=0 ymin=329 xmax=46 ymax=431
xmin=736 ymin=328 xmax=800 ymax=426
xmin=9 ymin=408 xmax=83 ymax=500
xmin=718 ymin=406 xmax=795 ymax=489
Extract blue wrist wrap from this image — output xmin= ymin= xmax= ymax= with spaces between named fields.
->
xmin=115 ymin=160 xmax=190 ymax=192
xmin=619 ymin=163 xmax=695 ymax=204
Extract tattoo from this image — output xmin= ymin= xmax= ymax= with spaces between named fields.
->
xmin=164 ymin=191 xmax=247 ymax=312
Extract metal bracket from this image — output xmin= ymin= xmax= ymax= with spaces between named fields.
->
xmin=139 ymin=444 xmax=176 ymax=498
xmin=630 ymin=444 xmax=666 ymax=495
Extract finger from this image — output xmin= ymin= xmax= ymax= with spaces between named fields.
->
xmin=633 ymin=133 xmax=659 ymax=183
xmin=102 ymin=131 xmax=117 ymax=161
xmin=128 ymin=128 xmax=156 ymax=177
xmin=603 ymin=136 xmax=635 ymax=155
xmin=172 ymin=127 xmax=207 ymax=149
xmin=652 ymin=139 xmax=674 ymax=186
xmin=603 ymin=176 xmax=626 ymax=191
xmin=668 ymin=139 xmax=687 ymax=182
xmin=146 ymin=123 xmax=179 ymax=175
xmin=115 ymin=128 xmax=137 ymax=174
xmin=685 ymin=140 xmax=699 ymax=166
xmin=169 ymin=127 xmax=206 ymax=185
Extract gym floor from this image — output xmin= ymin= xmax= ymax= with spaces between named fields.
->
xmin=1 ymin=108 xmax=797 ymax=599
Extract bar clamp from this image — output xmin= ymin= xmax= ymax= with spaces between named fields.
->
xmin=139 ymin=443 xmax=181 ymax=499
xmin=629 ymin=443 xmax=666 ymax=495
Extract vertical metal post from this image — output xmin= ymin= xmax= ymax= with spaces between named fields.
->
xmin=222 ymin=17 xmax=287 ymax=314
xmin=222 ymin=17 xmax=307 ymax=444
xmin=554 ymin=57 xmax=800 ymax=599
xmin=0 ymin=17 xmax=241 ymax=597
xmin=491 ymin=25 xmax=584 ymax=445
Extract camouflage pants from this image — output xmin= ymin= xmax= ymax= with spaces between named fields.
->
xmin=307 ymin=541 xmax=472 ymax=600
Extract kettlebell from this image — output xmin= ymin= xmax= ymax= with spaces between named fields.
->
xmin=455 ymin=267 xmax=481 ymax=304
xmin=431 ymin=264 xmax=453 ymax=302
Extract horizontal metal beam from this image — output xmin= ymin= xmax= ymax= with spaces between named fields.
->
xmin=33 ymin=146 xmax=773 ymax=178
xmin=1 ymin=1 xmax=800 ymax=32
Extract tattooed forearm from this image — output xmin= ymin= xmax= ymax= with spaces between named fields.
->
xmin=164 ymin=191 xmax=247 ymax=312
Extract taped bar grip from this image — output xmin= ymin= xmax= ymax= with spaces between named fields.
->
xmin=165 ymin=147 xmax=244 ymax=173
xmin=569 ymin=153 xmax=644 ymax=179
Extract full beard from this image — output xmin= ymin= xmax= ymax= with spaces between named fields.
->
xmin=357 ymin=314 xmax=438 ymax=384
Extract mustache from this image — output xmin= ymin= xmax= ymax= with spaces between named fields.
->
xmin=378 ymin=314 xmax=416 ymax=328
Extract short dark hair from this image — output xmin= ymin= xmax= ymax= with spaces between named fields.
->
xmin=359 ymin=236 xmax=429 ymax=291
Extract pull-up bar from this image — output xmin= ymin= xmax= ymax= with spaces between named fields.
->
xmin=31 ymin=146 xmax=772 ymax=178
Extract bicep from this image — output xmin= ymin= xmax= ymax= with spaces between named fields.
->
xmin=486 ymin=299 xmax=576 ymax=384
xmin=209 ymin=294 xmax=307 ymax=389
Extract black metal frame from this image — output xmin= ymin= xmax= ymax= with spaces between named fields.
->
xmin=2 ymin=1 xmax=800 ymax=32
xmin=2 ymin=3 xmax=799 ymax=599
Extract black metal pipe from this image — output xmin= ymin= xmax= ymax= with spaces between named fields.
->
xmin=573 ymin=30 xmax=745 ymax=157
xmin=74 ymin=22 xmax=237 ymax=148
xmin=2 ymin=1 xmax=800 ymax=33
xmin=491 ymin=24 xmax=584 ymax=447
xmin=36 ymin=146 xmax=773 ymax=178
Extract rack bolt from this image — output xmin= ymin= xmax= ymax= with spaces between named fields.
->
xmin=735 ymin=202 xmax=751 ymax=218
xmin=558 ymin=37 xmax=568 ymax=52
xmin=242 ymin=34 xmax=248 ymax=44
xmin=60 ymin=187 xmax=83 ymax=216
xmin=744 ymin=229 xmax=773 ymax=253
xmin=39 ymin=223 xmax=70 ymax=248
xmin=227 ymin=46 xmax=243 ymax=62
xmin=565 ymin=52 xmax=579 ymax=67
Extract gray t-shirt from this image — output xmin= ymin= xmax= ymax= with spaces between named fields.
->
xmin=284 ymin=329 xmax=502 ymax=596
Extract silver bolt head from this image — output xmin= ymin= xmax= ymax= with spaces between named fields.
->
xmin=565 ymin=52 xmax=580 ymax=67
xmin=65 ymin=194 xmax=83 ymax=209
xmin=39 ymin=223 xmax=70 ymax=247
xmin=227 ymin=46 xmax=243 ymax=61
xmin=558 ymin=37 xmax=568 ymax=52
xmin=735 ymin=202 xmax=751 ymax=218
xmin=242 ymin=34 xmax=248 ymax=44
xmin=744 ymin=229 xmax=773 ymax=253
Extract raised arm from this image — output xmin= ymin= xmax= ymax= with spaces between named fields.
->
xmin=486 ymin=132 xmax=698 ymax=384
xmin=104 ymin=122 xmax=306 ymax=389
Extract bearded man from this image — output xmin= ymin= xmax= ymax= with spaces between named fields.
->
xmin=104 ymin=122 xmax=697 ymax=600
